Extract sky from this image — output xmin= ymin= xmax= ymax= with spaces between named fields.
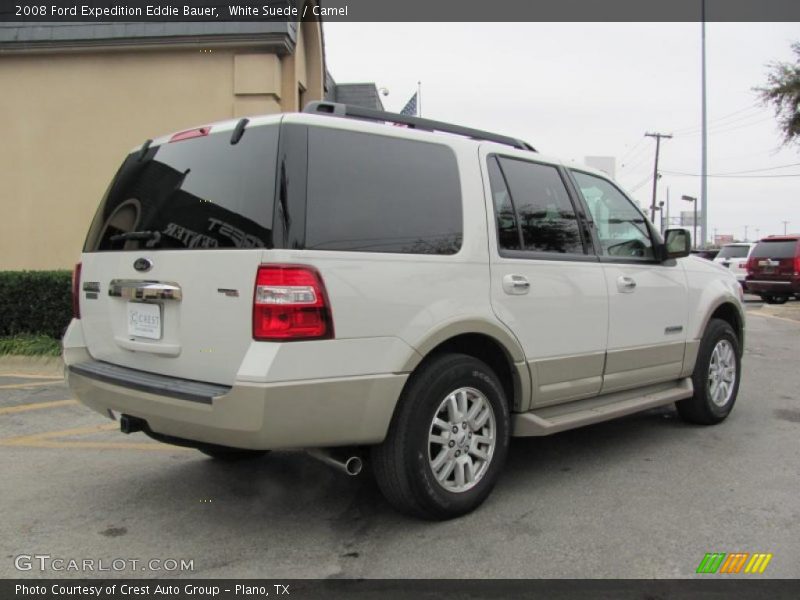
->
xmin=323 ymin=22 xmax=799 ymax=245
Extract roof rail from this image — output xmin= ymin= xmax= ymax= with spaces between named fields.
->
xmin=303 ymin=101 xmax=536 ymax=152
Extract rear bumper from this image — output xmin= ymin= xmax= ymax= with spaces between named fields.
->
xmin=745 ymin=279 xmax=799 ymax=295
xmin=66 ymin=366 xmax=406 ymax=450
xmin=62 ymin=322 xmax=408 ymax=450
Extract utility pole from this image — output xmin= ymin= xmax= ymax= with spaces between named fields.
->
xmin=783 ymin=220 xmax=790 ymax=235
xmin=700 ymin=0 xmax=708 ymax=249
xmin=744 ymin=225 xmax=748 ymax=242
xmin=646 ymin=132 xmax=673 ymax=223
xmin=755 ymin=228 xmax=760 ymax=240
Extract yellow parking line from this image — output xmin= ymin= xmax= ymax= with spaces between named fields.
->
xmin=3 ymin=440 xmax=190 ymax=451
xmin=0 ymin=381 xmax=64 ymax=390
xmin=0 ymin=399 xmax=78 ymax=415
xmin=0 ymin=373 xmax=63 ymax=380
xmin=0 ymin=421 xmax=190 ymax=452
xmin=0 ymin=422 xmax=117 ymax=446
xmin=750 ymin=311 xmax=800 ymax=326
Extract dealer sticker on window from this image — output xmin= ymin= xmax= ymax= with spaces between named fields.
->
xmin=127 ymin=302 xmax=162 ymax=340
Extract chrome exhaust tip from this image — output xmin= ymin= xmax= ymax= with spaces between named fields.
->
xmin=306 ymin=449 xmax=363 ymax=476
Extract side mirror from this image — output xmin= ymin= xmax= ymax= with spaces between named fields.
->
xmin=663 ymin=229 xmax=691 ymax=259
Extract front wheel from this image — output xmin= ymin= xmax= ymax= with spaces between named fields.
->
xmin=676 ymin=319 xmax=741 ymax=425
xmin=371 ymin=353 xmax=510 ymax=520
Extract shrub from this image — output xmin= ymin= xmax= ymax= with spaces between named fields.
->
xmin=0 ymin=270 xmax=73 ymax=339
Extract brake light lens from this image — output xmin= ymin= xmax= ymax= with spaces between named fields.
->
xmin=169 ymin=126 xmax=211 ymax=143
xmin=745 ymin=257 xmax=756 ymax=275
xmin=71 ymin=262 xmax=82 ymax=319
xmin=253 ymin=265 xmax=333 ymax=340
xmin=794 ymin=256 xmax=800 ymax=277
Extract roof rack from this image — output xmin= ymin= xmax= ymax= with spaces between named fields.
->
xmin=303 ymin=101 xmax=536 ymax=152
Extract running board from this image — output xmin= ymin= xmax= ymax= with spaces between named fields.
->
xmin=512 ymin=378 xmax=693 ymax=437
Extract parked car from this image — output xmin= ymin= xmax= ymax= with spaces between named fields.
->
xmin=714 ymin=242 xmax=755 ymax=290
xmin=746 ymin=235 xmax=800 ymax=304
xmin=63 ymin=102 xmax=745 ymax=519
xmin=691 ymin=248 xmax=720 ymax=260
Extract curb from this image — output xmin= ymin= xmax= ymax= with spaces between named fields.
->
xmin=0 ymin=354 xmax=64 ymax=377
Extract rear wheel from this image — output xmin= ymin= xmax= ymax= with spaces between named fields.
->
xmin=761 ymin=294 xmax=775 ymax=303
xmin=676 ymin=318 xmax=741 ymax=425
xmin=773 ymin=296 xmax=789 ymax=304
xmin=371 ymin=353 xmax=510 ymax=520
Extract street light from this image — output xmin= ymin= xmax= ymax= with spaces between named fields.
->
xmin=682 ymin=195 xmax=698 ymax=248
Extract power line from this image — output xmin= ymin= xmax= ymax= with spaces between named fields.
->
xmin=661 ymin=170 xmax=800 ymax=178
xmin=627 ymin=174 xmax=653 ymax=194
xmin=663 ymin=162 xmax=800 ymax=176
xmin=618 ymin=137 xmax=647 ymax=162
xmin=670 ymin=103 xmax=762 ymax=135
xmin=619 ymin=150 xmax=653 ymax=173
xmin=675 ymin=115 xmax=774 ymax=138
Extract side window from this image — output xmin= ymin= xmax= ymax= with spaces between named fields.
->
xmin=571 ymin=171 xmax=655 ymax=260
xmin=487 ymin=157 xmax=521 ymax=250
xmin=305 ymin=127 xmax=462 ymax=254
xmin=490 ymin=157 xmax=584 ymax=254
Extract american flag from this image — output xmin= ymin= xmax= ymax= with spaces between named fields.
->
xmin=400 ymin=92 xmax=418 ymax=116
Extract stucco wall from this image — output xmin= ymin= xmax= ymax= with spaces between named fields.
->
xmin=0 ymin=32 xmax=323 ymax=269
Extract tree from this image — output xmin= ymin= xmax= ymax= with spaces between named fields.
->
xmin=756 ymin=42 xmax=800 ymax=147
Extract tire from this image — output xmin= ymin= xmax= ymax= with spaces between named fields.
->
xmin=371 ymin=353 xmax=510 ymax=520
xmin=198 ymin=447 xmax=269 ymax=461
xmin=676 ymin=318 xmax=741 ymax=425
xmin=761 ymin=295 xmax=776 ymax=304
xmin=772 ymin=296 xmax=789 ymax=305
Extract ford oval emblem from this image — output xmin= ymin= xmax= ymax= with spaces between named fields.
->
xmin=133 ymin=258 xmax=153 ymax=272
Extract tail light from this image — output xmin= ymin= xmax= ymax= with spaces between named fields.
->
xmin=794 ymin=256 xmax=800 ymax=277
xmin=253 ymin=265 xmax=333 ymax=341
xmin=745 ymin=257 xmax=756 ymax=275
xmin=71 ymin=262 xmax=82 ymax=319
xmin=169 ymin=126 xmax=211 ymax=143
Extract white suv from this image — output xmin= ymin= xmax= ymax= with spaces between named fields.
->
xmin=64 ymin=102 xmax=745 ymax=519
xmin=714 ymin=242 xmax=755 ymax=289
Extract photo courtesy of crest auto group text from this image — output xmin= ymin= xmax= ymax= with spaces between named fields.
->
xmin=0 ymin=0 xmax=799 ymax=597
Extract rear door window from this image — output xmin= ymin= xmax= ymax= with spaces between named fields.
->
xmin=305 ymin=127 xmax=462 ymax=254
xmin=84 ymin=126 xmax=279 ymax=251
xmin=488 ymin=156 xmax=585 ymax=255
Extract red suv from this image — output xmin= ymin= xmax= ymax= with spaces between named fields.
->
xmin=746 ymin=235 xmax=800 ymax=304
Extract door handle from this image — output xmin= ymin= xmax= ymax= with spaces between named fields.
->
xmin=502 ymin=274 xmax=530 ymax=295
xmin=617 ymin=276 xmax=637 ymax=293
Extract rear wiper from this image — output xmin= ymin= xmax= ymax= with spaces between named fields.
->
xmin=110 ymin=230 xmax=162 ymax=248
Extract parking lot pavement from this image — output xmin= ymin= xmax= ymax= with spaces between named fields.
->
xmin=1 ymin=309 xmax=799 ymax=580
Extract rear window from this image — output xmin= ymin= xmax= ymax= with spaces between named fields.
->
xmin=304 ymin=127 xmax=462 ymax=254
xmin=83 ymin=125 xmax=279 ymax=252
xmin=717 ymin=245 xmax=750 ymax=259
xmin=750 ymin=240 xmax=799 ymax=259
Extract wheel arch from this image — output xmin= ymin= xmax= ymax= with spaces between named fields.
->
xmin=703 ymin=300 xmax=745 ymax=353
xmin=400 ymin=321 xmax=530 ymax=413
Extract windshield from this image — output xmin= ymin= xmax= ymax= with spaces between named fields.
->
xmin=83 ymin=125 xmax=279 ymax=252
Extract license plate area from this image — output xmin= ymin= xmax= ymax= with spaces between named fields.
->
xmin=127 ymin=301 xmax=162 ymax=340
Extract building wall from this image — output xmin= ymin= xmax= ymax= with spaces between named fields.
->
xmin=0 ymin=28 xmax=324 ymax=270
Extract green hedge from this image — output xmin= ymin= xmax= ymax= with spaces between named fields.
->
xmin=0 ymin=270 xmax=73 ymax=339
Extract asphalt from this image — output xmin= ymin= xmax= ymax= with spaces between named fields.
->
xmin=1 ymin=301 xmax=798 ymax=579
